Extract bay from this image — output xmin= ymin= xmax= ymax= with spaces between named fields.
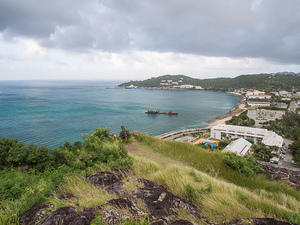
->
xmin=0 ymin=80 xmax=240 ymax=147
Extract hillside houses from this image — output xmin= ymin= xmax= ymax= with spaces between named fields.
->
xmin=159 ymin=78 xmax=202 ymax=89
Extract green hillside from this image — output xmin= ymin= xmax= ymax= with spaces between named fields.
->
xmin=119 ymin=73 xmax=300 ymax=91
xmin=1 ymin=129 xmax=300 ymax=224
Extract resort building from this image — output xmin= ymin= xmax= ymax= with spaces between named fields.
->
xmin=180 ymin=85 xmax=194 ymax=89
xmin=224 ymin=138 xmax=252 ymax=155
xmin=160 ymin=83 xmax=171 ymax=86
xmin=273 ymin=102 xmax=288 ymax=109
xmin=246 ymin=91 xmax=271 ymax=106
xmin=194 ymin=86 xmax=203 ymax=90
xmin=247 ymin=99 xmax=271 ymax=107
xmin=246 ymin=90 xmax=265 ymax=97
xmin=210 ymin=124 xmax=283 ymax=147
xmin=278 ymin=90 xmax=292 ymax=97
xmin=247 ymin=94 xmax=271 ymax=100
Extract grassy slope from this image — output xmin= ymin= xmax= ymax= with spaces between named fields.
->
xmin=2 ymin=132 xmax=300 ymax=224
xmin=129 ymin=132 xmax=300 ymax=224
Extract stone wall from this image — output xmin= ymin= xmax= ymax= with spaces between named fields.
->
xmin=258 ymin=161 xmax=300 ymax=188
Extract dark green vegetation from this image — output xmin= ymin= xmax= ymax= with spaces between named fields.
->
xmin=224 ymin=153 xmax=260 ymax=176
xmin=251 ymin=143 xmax=277 ymax=162
xmin=262 ymin=112 xmax=300 ymax=166
xmin=264 ymin=112 xmax=300 ymax=141
xmin=289 ymin=140 xmax=300 ymax=167
xmin=0 ymin=128 xmax=132 ymax=224
xmin=0 ymin=128 xmax=131 ymax=171
xmin=119 ymin=73 xmax=300 ymax=91
xmin=226 ymin=110 xmax=255 ymax=127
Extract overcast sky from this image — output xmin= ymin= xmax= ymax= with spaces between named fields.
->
xmin=0 ymin=0 xmax=300 ymax=80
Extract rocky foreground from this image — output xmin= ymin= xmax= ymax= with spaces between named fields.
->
xmin=20 ymin=170 xmax=294 ymax=225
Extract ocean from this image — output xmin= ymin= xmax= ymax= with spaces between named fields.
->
xmin=0 ymin=80 xmax=240 ymax=147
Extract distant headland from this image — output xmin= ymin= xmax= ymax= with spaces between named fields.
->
xmin=119 ymin=72 xmax=300 ymax=91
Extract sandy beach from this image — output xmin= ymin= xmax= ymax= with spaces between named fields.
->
xmin=208 ymin=97 xmax=246 ymax=128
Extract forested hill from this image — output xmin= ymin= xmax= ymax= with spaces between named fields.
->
xmin=119 ymin=73 xmax=300 ymax=91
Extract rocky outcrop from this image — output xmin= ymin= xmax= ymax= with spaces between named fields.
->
xmin=229 ymin=218 xmax=294 ymax=225
xmin=20 ymin=204 xmax=51 ymax=225
xmin=258 ymin=161 xmax=300 ymax=188
xmin=137 ymin=178 xmax=200 ymax=221
xmin=20 ymin=170 xmax=296 ymax=225
xmin=20 ymin=205 xmax=97 ymax=225
xmin=40 ymin=207 xmax=96 ymax=225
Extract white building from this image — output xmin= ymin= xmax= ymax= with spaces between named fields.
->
xmin=180 ymin=85 xmax=194 ymax=89
xmin=246 ymin=90 xmax=265 ymax=97
xmin=210 ymin=124 xmax=283 ymax=147
xmin=224 ymin=138 xmax=252 ymax=155
xmin=167 ymin=80 xmax=173 ymax=83
xmin=247 ymin=94 xmax=271 ymax=100
xmin=247 ymin=100 xmax=271 ymax=107
xmin=194 ymin=86 xmax=203 ymax=90
xmin=278 ymin=90 xmax=291 ymax=97
xmin=125 ymin=84 xmax=137 ymax=89
xmin=172 ymin=82 xmax=179 ymax=85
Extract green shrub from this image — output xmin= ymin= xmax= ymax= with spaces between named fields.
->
xmin=0 ymin=128 xmax=132 ymax=172
xmin=184 ymin=184 xmax=196 ymax=201
xmin=226 ymin=111 xmax=255 ymax=127
xmin=189 ymin=170 xmax=202 ymax=183
xmin=252 ymin=143 xmax=276 ymax=162
xmin=224 ymin=153 xmax=260 ymax=176
xmin=289 ymin=140 xmax=300 ymax=167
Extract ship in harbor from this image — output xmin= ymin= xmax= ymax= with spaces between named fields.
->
xmin=145 ymin=109 xmax=178 ymax=115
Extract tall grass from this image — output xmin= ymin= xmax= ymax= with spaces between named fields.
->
xmin=131 ymin=155 xmax=300 ymax=224
xmin=0 ymin=166 xmax=73 ymax=225
xmin=133 ymin=132 xmax=300 ymax=201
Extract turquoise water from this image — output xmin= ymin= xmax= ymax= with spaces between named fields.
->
xmin=0 ymin=81 xmax=240 ymax=147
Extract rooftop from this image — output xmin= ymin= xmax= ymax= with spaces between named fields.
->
xmin=224 ymin=138 xmax=252 ymax=155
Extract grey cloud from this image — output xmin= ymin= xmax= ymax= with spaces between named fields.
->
xmin=0 ymin=0 xmax=300 ymax=64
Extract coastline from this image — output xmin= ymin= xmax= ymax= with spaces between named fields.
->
xmin=207 ymin=96 xmax=245 ymax=128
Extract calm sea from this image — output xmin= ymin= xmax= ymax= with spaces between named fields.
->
xmin=0 ymin=80 xmax=240 ymax=147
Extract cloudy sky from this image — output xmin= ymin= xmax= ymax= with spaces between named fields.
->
xmin=0 ymin=0 xmax=300 ymax=80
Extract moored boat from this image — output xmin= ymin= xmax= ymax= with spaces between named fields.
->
xmin=145 ymin=109 xmax=178 ymax=115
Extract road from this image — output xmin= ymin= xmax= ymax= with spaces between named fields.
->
xmin=289 ymin=101 xmax=297 ymax=113
xmin=278 ymin=138 xmax=295 ymax=168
